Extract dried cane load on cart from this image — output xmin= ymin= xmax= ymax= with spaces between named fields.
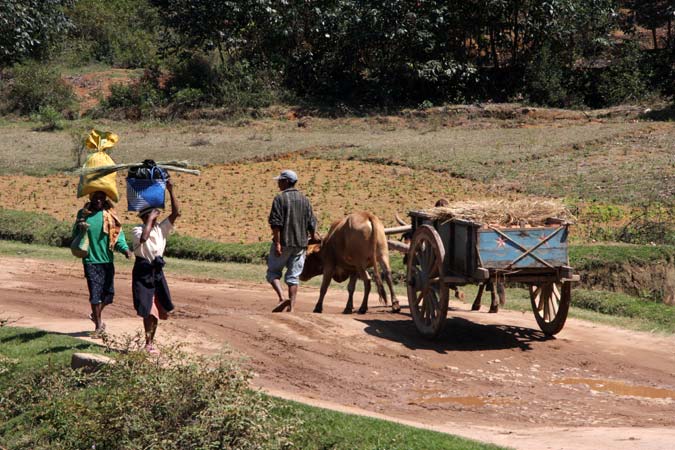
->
xmin=418 ymin=199 xmax=575 ymax=227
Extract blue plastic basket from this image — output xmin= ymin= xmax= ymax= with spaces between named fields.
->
xmin=126 ymin=167 xmax=166 ymax=211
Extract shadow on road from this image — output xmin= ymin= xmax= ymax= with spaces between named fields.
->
xmin=358 ymin=315 xmax=553 ymax=353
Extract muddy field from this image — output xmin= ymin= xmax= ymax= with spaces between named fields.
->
xmin=3 ymin=257 xmax=674 ymax=450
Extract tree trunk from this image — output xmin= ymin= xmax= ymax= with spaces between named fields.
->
xmin=490 ymin=26 xmax=499 ymax=69
xmin=652 ymin=27 xmax=658 ymax=50
xmin=512 ymin=0 xmax=520 ymax=66
xmin=668 ymin=17 xmax=672 ymax=48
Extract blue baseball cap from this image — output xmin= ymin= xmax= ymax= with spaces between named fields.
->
xmin=274 ymin=169 xmax=298 ymax=183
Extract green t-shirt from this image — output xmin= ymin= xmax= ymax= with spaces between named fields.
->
xmin=73 ymin=209 xmax=129 ymax=264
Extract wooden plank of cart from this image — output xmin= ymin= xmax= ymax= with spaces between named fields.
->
xmin=402 ymin=210 xmax=580 ymax=338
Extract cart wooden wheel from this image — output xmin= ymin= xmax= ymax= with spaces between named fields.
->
xmin=529 ymin=281 xmax=571 ymax=336
xmin=407 ymin=225 xmax=448 ymax=338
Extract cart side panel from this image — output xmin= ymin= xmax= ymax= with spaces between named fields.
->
xmin=447 ymin=221 xmax=478 ymax=276
xmin=477 ymin=226 xmax=569 ymax=269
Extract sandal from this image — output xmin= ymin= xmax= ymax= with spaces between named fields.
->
xmin=144 ymin=344 xmax=160 ymax=355
xmin=90 ymin=328 xmax=104 ymax=339
xmin=272 ymin=299 xmax=291 ymax=313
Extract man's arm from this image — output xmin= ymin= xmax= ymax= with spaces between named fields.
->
xmin=115 ymin=229 xmax=133 ymax=259
xmin=272 ymin=227 xmax=282 ymax=256
xmin=166 ymin=178 xmax=180 ymax=225
xmin=140 ymin=210 xmax=160 ymax=244
xmin=307 ymin=201 xmax=319 ymax=241
xmin=269 ymin=195 xmax=284 ymax=255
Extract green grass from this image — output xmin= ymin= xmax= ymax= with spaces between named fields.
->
xmin=464 ymin=285 xmax=675 ymax=334
xmin=570 ymin=243 xmax=675 ymax=269
xmin=0 ymin=327 xmax=103 ymax=389
xmin=0 ymin=327 xmax=501 ymax=450
xmin=271 ymin=398 xmax=501 ymax=450
xmin=0 ymin=208 xmax=269 ymax=264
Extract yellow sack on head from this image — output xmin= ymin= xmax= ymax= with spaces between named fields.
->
xmin=77 ymin=130 xmax=120 ymax=202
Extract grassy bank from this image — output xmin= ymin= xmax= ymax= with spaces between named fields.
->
xmin=0 ymin=208 xmax=269 ymax=264
xmin=0 ymin=327 xmax=500 ymax=450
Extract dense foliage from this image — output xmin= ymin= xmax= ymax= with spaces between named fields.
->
xmin=1 ymin=0 xmax=674 ymax=111
xmin=0 ymin=338 xmax=294 ymax=449
xmin=0 ymin=0 xmax=73 ymax=66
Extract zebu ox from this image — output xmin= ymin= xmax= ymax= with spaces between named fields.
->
xmin=300 ymin=212 xmax=400 ymax=314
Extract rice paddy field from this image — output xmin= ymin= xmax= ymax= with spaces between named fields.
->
xmin=0 ymin=108 xmax=673 ymax=243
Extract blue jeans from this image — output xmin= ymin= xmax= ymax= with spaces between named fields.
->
xmin=266 ymin=244 xmax=306 ymax=286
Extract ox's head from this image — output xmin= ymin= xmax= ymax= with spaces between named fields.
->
xmin=299 ymin=242 xmax=323 ymax=281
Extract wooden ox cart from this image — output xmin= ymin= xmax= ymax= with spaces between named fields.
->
xmin=387 ymin=210 xmax=579 ymax=338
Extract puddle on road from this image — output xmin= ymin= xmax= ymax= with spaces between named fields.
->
xmin=411 ymin=389 xmax=513 ymax=407
xmin=556 ymin=378 xmax=675 ymax=399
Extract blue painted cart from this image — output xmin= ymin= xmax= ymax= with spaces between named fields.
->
xmin=405 ymin=211 xmax=579 ymax=338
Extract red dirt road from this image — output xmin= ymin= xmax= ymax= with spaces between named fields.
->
xmin=2 ymin=257 xmax=675 ymax=450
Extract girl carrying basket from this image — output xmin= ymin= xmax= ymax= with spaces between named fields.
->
xmin=131 ymin=178 xmax=180 ymax=354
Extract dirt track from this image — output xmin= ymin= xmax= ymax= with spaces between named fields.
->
xmin=2 ymin=257 xmax=675 ymax=450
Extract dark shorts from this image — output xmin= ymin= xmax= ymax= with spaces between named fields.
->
xmin=83 ymin=263 xmax=115 ymax=305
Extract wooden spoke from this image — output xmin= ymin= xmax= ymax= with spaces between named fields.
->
xmin=407 ymin=225 xmax=448 ymax=339
xmin=529 ymin=281 xmax=571 ymax=336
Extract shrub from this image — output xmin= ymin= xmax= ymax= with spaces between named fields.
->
xmin=99 ymin=69 xmax=164 ymax=116
xmin=595 ymin=40 xmax=650 ymax=106
xmin=172 ymin=87 xmax=204 ymax=108
xmin=0 ymin=61 xmax=76 ymax=115
xmin=64 ymin=0 xmax=160 ymax=68
xmin=0 ymin=209 xmax=72 ymax=247
xmin=0 ymin=343 xmax=295 ymax=449
xmin=30 ymin=105 xmax=65 ymax=131
xmin=166 ymin=53 xmax=281 ymax=110
xmin=524 ymin=43 xmax=569 ymax=107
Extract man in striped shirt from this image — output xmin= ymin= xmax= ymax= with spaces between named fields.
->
xmin=267 ymin=169 xmax=318 ymax=312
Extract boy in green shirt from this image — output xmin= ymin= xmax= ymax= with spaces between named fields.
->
xmin=73 ymin=191 xmax=132 ymax=337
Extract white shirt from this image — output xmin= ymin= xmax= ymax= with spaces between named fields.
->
xmin=132 ymin=218 xmax=174 ymax=261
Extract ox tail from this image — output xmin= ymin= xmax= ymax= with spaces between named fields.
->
xmin=369 ymin=215 xmax=388 ymax=305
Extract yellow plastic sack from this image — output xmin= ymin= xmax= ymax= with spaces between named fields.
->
xmin=77 ymin=130 xmax=120 ymax=202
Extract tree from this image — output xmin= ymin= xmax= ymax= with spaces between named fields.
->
xmin=623 ymin=0 xmax=672 ymax=49
xmin=0 ymin=0 xmax=73 ymax=66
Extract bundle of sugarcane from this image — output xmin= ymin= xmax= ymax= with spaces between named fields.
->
xmin=74 ymin=160 xmax=201 ymax=180
xmin=421 ymin=199 xmax=575 ymax=227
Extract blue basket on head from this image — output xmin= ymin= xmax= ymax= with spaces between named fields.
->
xmin=126 ymin=166 xmax=166 ymax=212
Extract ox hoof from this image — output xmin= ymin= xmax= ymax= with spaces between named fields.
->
xmin=342 ymin=308 xmax=353 ymax=315
xmin=313 ymin=307 xmax=323 ymax=314
xmin=488 ymin=307 xmax=499 ymax=314
xmin=391 ymin=302 xmax=401 ymax=313
xmin=471 ymin=304 xmax=481 ymax=311
xmin=357 ymin=307 xmax=368 ymax=314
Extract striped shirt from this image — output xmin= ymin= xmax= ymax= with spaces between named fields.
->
xmin=268 ymin=188 xmax=317 ymax=248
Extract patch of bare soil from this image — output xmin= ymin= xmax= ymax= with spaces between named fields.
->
xmin=3 ymin=257 xmax=674 ymax=450
xmin=0 ymin=158 xmax=513 ymax=242
xmin=63 ymin=69 xmax=139 ymax=114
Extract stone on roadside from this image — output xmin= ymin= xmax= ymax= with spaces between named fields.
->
xmin=71 ymin=352 xmax=114 ymax=372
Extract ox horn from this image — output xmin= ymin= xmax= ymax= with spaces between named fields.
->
xmin=395 ymin=214 xmax=409 ymax=226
